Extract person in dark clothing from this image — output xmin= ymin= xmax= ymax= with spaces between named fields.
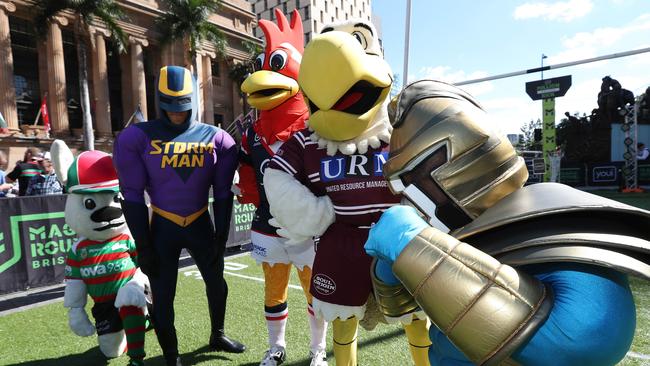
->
xmin=6 ymin=147 xmax=43 ymax=196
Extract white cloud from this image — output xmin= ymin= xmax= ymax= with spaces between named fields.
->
xmin=547 ymin=14 xmax=650 ymax=65
xmin=475 ymin=94 xmax=541 ymax=136
xmin=561 ymin=14 xmax=650 ymax=49
xmin=513 ymin=0 xmax=593 ymax=22
xmin=418 ymin=66 xmax=494 ymax=96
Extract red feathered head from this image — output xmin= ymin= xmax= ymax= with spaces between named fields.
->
xmin=255 ymin=9 xmax=304 ymax=80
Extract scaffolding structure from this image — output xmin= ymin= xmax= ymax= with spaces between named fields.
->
xmin=621 ymin=96 xmax=643 ymax=192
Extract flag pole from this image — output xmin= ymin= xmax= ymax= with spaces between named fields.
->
xmin=402 ymin=0 xmax=412 ymax=88
xmin=123 ymin=109 xmax=137 ymax=129
xmin=123 ymin=103 xmax=141 ymax=129
xmin=32 ymin=107 xmax=42 ymax=126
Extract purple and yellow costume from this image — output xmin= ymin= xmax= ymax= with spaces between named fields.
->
xmin=113 ymin=66 xmax=243 ymax=365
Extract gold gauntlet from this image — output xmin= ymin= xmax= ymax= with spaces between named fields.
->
xmin=370 ymin=259 xmax=421 ymax=318
xmin=393 ymin=227 xmax=553 ymax=366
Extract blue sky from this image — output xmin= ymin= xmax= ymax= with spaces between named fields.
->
xmin=372 ymin=0 xmax=650 ymax=135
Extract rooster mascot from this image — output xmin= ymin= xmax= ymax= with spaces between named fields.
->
xmin=262 ymin=20 xmax=431 ymax=366
xmin=364 ymin=80 xmax=650 ymax=366
xmin=237 ymin=9 xmax=328 ymax=366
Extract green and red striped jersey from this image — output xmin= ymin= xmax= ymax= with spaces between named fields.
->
xmin=65 ymin=233 xmax=139 ymax=303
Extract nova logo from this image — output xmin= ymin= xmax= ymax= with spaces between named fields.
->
xmin=320 ymin=152 xmax=388 ymax=182
xmin=81 ymin=264 xmax=108 ymax=277
xmin=79 ymin=259 xmax=129 ymax=277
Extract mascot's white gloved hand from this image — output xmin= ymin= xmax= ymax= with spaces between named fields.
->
xmin=63 ymin=279 xmax=94 ymax=336
xmin=68 ymin=307 xmax=96 ymax=337
xmin=268 ymin=218 xmax=313 ymax=245
xmin=115 ymin=268 xmax=148 ymax=308
xmin=264 ymin=169 xmax=335 ymax=245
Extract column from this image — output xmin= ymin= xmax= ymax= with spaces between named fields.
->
xmin=130 ymin=37 xmax=148 ymax=121
xmin=231 ymin=60 xmax=243 ymax=119
xmin=202 ymin=55 xmax=214 ymax=125
xmin=119 ymin=52 xmax=132 ymax=124
xmin=46 ymin=17 xmax=70 ymax=134
xmin=0 ymin=2 xmax=18 ymax=132
xmin=91 ymin=29 xmax=111 ymax=137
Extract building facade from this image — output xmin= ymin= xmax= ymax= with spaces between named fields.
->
xmin=248 ymin=0 xmax=373 ymax=44
xmin=0 ymin=0 xmax=260 ymax=160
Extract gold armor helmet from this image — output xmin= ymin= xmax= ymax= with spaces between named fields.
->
xmin=385 ymin=80 xmax=528 ymax=232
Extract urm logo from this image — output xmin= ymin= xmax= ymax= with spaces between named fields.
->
xmin=320 ymin=152 xmax=388 ymax=182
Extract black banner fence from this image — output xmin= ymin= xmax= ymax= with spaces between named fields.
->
xmin=523 ymin=161 xmax=650 ymax=187
xmin=0 ymin=195 xmax=254 ymax=295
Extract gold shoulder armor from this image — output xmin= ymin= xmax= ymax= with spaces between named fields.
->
xmin=454 ymin=183 xmax=650 ymax=279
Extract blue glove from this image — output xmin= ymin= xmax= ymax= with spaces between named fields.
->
xmin=365 ymin=205 xmax=429 ymax=263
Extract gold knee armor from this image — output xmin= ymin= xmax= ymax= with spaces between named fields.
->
xmin=393 ymin=227 xmax=553 ymax=366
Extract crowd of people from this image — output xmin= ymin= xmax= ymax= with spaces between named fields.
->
xmin=0 ymin=147 xmax=64 ymax=198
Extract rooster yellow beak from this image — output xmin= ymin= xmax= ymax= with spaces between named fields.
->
xmin=242 ymin=70 xmax=299 ymax=110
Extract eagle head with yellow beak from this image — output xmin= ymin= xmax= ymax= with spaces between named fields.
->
xmin=299 ymin=20 xmax=393 ymax=156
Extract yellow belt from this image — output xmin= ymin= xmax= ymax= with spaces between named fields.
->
xmin=151 ymin=204 xmax=208 ymax=227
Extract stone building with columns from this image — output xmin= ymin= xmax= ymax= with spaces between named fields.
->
xmin=0 ymin=0 xmax=259 ymax=162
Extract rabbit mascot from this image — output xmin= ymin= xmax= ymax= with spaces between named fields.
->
xmin=52 ymin=140 xmax=151 ymax=366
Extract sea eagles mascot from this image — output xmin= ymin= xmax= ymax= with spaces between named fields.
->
xmin=52 ymin=140 xmax=150 ymax=366
xmin=237 ymin=9 xmax=327 ymax=366
xmin=263 ymin=20 xmax=431 ymax=366
xmin=364 ymin=80 xmax=650 ymax=366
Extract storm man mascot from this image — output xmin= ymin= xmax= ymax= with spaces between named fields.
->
xmin=365 ymin=80 xmax=650 ymax=366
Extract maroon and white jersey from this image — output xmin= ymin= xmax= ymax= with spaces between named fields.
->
xmin=269 ymin=129 xmax=400 ymax=228
xmin=268 ymin=128 xmax=400 ymax=306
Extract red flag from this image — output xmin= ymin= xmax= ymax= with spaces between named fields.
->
xmin=41 ymin=95 xmax=50 ymax=131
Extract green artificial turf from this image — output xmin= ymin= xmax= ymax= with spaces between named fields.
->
xmin=0 ymin=254 xmax=411 ymax=366
xmin=2 ymin=190 xmax=650 ymax=365
xmin=2 ymin=254 xmax=650 ymax=365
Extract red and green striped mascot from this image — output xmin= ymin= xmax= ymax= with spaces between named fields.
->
xmin=52 ymin=140 xmax=151 ymax=366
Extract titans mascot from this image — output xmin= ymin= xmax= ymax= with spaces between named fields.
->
xmin=365 ymin=80 xmax=650 ymax=366
xmin=263 ymin=20 xmax=431 ymax=366
xmin=238 ymin=9 xmax=327 ymax=366
xmin=114 ymin=66 xmax=243 ymax=366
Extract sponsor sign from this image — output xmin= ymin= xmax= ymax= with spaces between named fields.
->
xmin=592 ymin=166 xmax=618 ymax=183
xmin=532 ymin=158 xmax=546 ymax=175
xmin=525 ymin=76 xmax=572 ymax=101
xmin=1 ymin=195 xmax=254 ymax=295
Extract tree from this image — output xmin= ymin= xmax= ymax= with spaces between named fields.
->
xmin=228 ymin=40 xmax=262 ymax=114
xmin=519 ymin=118 xmax=542 ymax=151
xmin=556 ymin=112 xmax=610 ymax=163
xmin=156 ymin=0 xmax=227 ymax=76
xmin=228 ymin=40 xmax=261 ymax=88
xmin=35 ymin=0 xmax=128 ymax=151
